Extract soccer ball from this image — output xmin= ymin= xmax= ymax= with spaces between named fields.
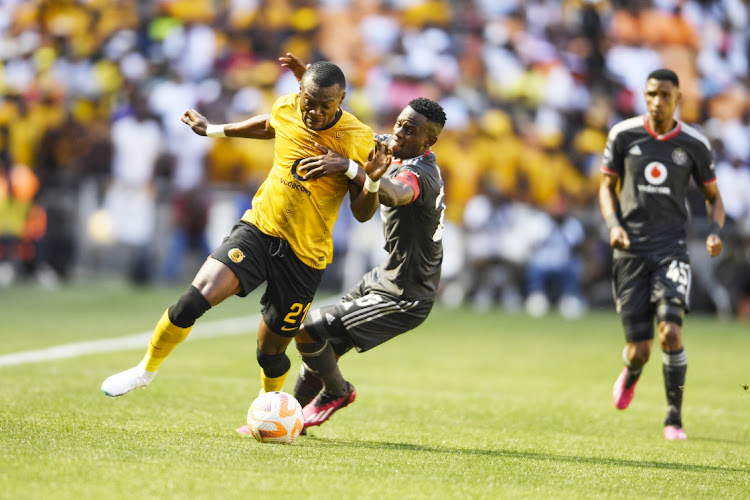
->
xmin=247 ymin=391 xmax=304 ymax=444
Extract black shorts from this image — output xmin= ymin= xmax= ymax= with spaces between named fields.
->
xmin=612 ymin=254 xmax=690 ymax=342
xmin=210 ymin=222 xmax=323 ymax=336
xmin=303 ymin=278 xmax=434 ymax=354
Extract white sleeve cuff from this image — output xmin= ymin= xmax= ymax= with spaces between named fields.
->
xmin=364 ymin=176 xmax=380 ymax=193
xmin=345 ymin=159 xmax=358 ymax=179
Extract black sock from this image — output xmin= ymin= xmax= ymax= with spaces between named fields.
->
xmin=296 ymin=341 xmax=347 ymax=397
xmin=662 ymin=348 xmax=687 ymax=427
xmin=622 ymin=346 xmax=642 ymax=389
xmin=293 ymin=364 xmax=323 ymax=407
xmin=625 ymin=367 xmax=642 ymax=389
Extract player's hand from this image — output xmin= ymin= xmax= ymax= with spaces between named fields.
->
xmin=181 ymin=109 xmax=208 ymax=136
xmin=297 ymin=143 xmax=348 ymax=180
xmin=609 ymin=226 xmax=630 ymax=250
xmin=364 ymin=138 xmax=392 ymax=182
xmin=706 ymin=234 xmax=722 ymax=257
xmin=279 ymin=53 xmax=309 ymax=83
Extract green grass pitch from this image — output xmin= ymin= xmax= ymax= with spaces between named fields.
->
xmin=1 ymin=281 xmax=748 ymax=499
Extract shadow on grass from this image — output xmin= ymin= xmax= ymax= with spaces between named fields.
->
xmin=687 ymin=436 xmax=750 ymax=446
xmin=306 ymin=437 xmax=747 ymax=473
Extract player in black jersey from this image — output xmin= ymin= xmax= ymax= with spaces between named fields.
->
xmin=599 ymin=69 xmax=725 ymax=440
xmin=292 ymin=97 xmax=447 ymax=430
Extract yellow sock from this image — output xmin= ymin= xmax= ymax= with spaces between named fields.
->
xmin=142 ymin=309 xmax=192 ymax=372
xmin=260 ymin=367 xmax=289 ymax=393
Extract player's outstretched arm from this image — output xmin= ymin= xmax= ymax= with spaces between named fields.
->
xmin=224 ymin=114 xmax=274 ymax=139
xmin=181 ymin=109 xmax=274 ymax=140
xmin=702 ymin=181 xmax=725 ymax=257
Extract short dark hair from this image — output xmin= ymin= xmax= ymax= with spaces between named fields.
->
xmin=302 ymin=61 xmax=346 ymax=89
xmin=408 ymin=97 xmax=447 ymax=129
xmin=647 ymin=68 xmax=679 ymax=87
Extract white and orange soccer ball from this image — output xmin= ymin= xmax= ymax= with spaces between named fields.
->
xmin=247 ymin=391 xmax=304 ymax=444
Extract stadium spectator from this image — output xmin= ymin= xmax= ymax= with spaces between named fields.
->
xmin=712 ymin=145 xmax=750 ymax=318
xmin=102 ymin=91 xmax=165 ymax=285
xmin=524 ymin=194 xmax=587 ymax=319
xmin=0 ymin=126 xmax=47 ymax=286
xmin=101 ymin=59 xmax=380 ymax=405
xmin=601 ymin=69 xmax=725 ymax=441
xmin=160 ymin=187 xmax=211 ymax=283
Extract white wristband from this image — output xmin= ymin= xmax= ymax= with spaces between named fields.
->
xmin=364 ymin=176 xmax=380 ymax=193
xmin=345 ymin=159 xmax=358 ymax=179
xmin=206 ymin=123 xmax=227 ymax=138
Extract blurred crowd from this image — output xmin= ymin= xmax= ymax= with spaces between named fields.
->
xmin=1 ymin=0 xmax=749 ymax=318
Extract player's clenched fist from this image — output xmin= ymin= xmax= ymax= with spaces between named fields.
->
xmin=181 ymin=109 xmax=208 ymax=136
xmin=706 ymin=234 xmax=722 ymax=257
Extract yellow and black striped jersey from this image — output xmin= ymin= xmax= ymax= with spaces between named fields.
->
xmin=241 ymin=93 xmax=374 ymax=269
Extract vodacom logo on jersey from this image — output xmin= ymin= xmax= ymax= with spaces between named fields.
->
xmin=644 ymin=162 xmax=668 ymax=184
xmin=639 ymin=162 xmax=671 ymax=194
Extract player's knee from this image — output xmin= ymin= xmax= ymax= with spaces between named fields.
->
xmin=302 ymin=305 xmax=346 ymax=343
xmin=256 ymin=348 xmax=291 ymax=378
xmin=168 ymin=285 xmax=211 ymax=328
xmin=298 ymin=319 xmax=325 ymax=343
xmin=656 ymin=299 xmax=684 ymax=326
xmin=630 ymin=345 xmax=651 ymax=366
xmin=658 ymin=321 xmax=681 ymax=346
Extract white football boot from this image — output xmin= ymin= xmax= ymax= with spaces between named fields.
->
xmin=101 ymin=361 xmax=157 ymax=397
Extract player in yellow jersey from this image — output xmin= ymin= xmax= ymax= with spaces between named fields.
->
xmin=101 ymin=58 xmax=388 ymax=403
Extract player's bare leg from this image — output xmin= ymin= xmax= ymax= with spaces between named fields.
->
xmin=102 ymin=259 xmax=238 ymax=397
xmin=612 ymin=340 xmax=651 ymax=410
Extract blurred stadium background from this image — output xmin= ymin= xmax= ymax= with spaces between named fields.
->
xmin=1 ymin=0 xmax=749 ymax=319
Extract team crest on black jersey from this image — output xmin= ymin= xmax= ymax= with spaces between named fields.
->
xmin=228 ymin=248 xmax=245 ymax=263
xmin=672 ymin=148 xmax=687 ymax=165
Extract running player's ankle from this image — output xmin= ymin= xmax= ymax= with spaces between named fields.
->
xmin=624 ymin=367 xmax=642 ymax=389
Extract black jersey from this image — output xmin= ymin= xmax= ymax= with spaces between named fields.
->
xmin=601 ymin=115 xmax=717 ymax=256
xmin=364 ymin=136 xmax=445 ymax=300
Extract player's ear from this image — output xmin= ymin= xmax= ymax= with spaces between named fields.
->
xmin=425 ymin=136 xmax=437 ymax=148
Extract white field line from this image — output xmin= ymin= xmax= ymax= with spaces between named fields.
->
xmin=0 ymin=315 xmax=260 ymax=367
